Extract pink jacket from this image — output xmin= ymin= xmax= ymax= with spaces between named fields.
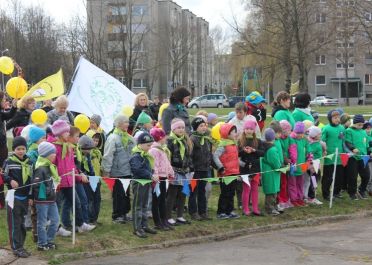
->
xmin=53 ymin=142 xmax=81 ymax=188
xmin=149 ymin=142 xmax=174 ymax=179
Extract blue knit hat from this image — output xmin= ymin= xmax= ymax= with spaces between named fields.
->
xmin=353 ymin=114 xmax=365 ymax=124
xmin=29 ymin=126 xmax=46 ymax=143
xmin=246 ymin=91 xmax=266 ymax=105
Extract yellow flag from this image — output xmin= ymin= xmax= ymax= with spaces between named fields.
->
xmin=290 ymin=80 xmax=299 ymax=96
xmin=22 ymin=69 xmax=64 ymax=101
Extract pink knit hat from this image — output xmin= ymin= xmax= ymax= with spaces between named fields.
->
xmin=150 ymin=127 xmax=166 ymax=142
xmin=244 ymin=120 xmax=257 ymax=130
xmin=279 ymin=120 xmax=292 ymax=133
xmin=171 ymin=119 xmax=185 ymax=131
xmin=51 ymin=120 xmax=70 ymax=136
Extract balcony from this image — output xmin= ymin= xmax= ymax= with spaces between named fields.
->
xmin=107 ymin=15 xmax=127 ymax=24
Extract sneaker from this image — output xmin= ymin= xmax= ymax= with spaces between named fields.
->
xmin=350 ymin=194 xmax=359 ymax=201
xmin=269 ymin=209 xmax=280 ymax=216
xmin=286 ymin=201 xmax=294 ymax=208
xmin=78 ymin=223 xmax=96 ymax=233
xmin=143 ymin=227 xmax=157 ymax=234
xmin=133 ymin=229 xmax=147 ymax=238
xmin=13 ymin=248 xmax=30 ymax=258
xmin=312 ymin=198 xmax=323 ymax=205
xmin=358 ymin=191 xmax=368 ymax=199
xmin=199 ymin=213 xmax=212 ymax=221
xmin=113 ymin=217 xmax=126 ymax=224
xmin=47 ymin=242 xmax=57 ymax=250
xmin=190 ymin=213 xmax=202 ymax=221
xmin=147 ymin=211 xmax=153 ymax=218
xmin=276 ymin=204 xmax=285 ymax=213
xmin=37 ymin=244 xmax=50 ymax=251
xmin=124 ymin=215 xmax=133 ymax=222
xmin=167 ymin=218 xmax=178 ymax=226
xmin=252 ymin=212 xmax=264 ymax=217
xmin=334 ymin=193 xmax=343 ymax=199
xmin=278 ymin=202 xmax=288 ymax=209
xmin=228 ymin=212 xmax=240 ymax=219
xmin=217 ymin=213 xmax=230 ymax=219
xmin=176 ymin=217 xmax=191 ymax=224
xmin=56 ymin=226 xmax=72 ymax=237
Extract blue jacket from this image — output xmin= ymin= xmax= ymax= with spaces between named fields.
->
xmin=129 ymin=153 xmax=152 ymax=180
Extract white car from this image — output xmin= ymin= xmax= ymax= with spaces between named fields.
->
xmin=188 ymin=94 xmax=229 ymax=108
xmin=310 ymin=96 xmax=339 ymax=106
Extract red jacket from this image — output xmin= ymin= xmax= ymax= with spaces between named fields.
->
xmin=218 ymin=123 xmax=239 ymax=176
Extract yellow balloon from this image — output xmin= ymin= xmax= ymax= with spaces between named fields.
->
xmin=0 ymin=56 xmax=14 ymax=75
xmin=74 ymin=114 xmax=90 ymax=134
xmin=31 ymin=109 xmax=47 ymax=125
xmin=158 ymin=103 xmax=169 ymax=121
xmin=6 ymin=77 xmax=28 ymax=99
xmin=122 ymin=105 xmax=134 ymax=117
xmin=211 ymin=121 xmax=224 ymax=141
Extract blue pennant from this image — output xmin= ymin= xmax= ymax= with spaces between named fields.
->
xmin=182 ymin=179 xmax=190 ymax=196
xmin=362 ymin=155 xmax=370 ymax=168
xmin=89 ymin=176 xmax=100 ymax=192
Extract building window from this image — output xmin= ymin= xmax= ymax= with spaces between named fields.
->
xmin=132 ymin=4 xmax=148 ymax=16
xmin=110 ymin=6 xmax=127 ymax=16
xmin=315 ymin=55 xmax=326 ymax=65
xmin=316 ymin=13 xmax=326 ymax=23
xmin=336 ymin=63 xmax=355 ymax=69
xmin=134 ymin=59 xmax=145 ymax=70
xmin=131 ymin=23 xmax=147 ymax=34
xmin=316 ymin=75 xmax=326 ymax=85
xmin=133 ymin=79 xmax=148 ymax=88
xmin=366 ymin=12 xmax=372 ymax=22
xmin=365 ymin=74 xmax=372 ymax=85
xmin=366 ymin=54 xmax=372 ymax=64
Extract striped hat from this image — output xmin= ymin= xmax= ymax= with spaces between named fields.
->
xmin=38 ymin=142 xmax=56 ymax=158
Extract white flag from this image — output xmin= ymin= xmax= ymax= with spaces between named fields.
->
xmin=241 ymin=175 xmax=250 ymax=187
xmin=119 ymin=179 xmax=131 ymax=193
xmin=5 ymin=190 xmax=15 ymax=209
xmin=313 ymin=159 xmax=320 ymax=173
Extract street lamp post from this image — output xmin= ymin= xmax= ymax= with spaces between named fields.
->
xmin=1 ymin=49 xmax=9 ymax=91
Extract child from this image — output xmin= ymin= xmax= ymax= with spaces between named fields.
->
xmin=305 ymin=126 xmax=324 ymax=205
xmin=149 ymin=128 xmax=174 ymax=230
xmin=189 ymin=116 xmax=213 ymax=220
xmin=207 ymin=113 xmax=218 ymax=127
xmin=238 ymin=120 xmax=264 ymax=216
xmin=277 ymin=120 xmax=293 ymax=209
xmin=245 ymin=91 xmax=267 ymax=132
xmin=79 ymin=135 xmax=102 ymax=225
xmin=133 ymin=111 xmax=153 ymax=139
xmin=130 ymin=132 xmax=157 ymax=238
xmin=4 ymin=137 xmax=33 ymax=258
xmin=51 ymin=120 xmax=95 ymax=233
xmin=321 ymin=110 xmax=345 ymax=201
xmin=340 ymin=113 xmax=352 ymax=129
xmin=345 ymin=115 xmax=371 ymax=200
xmin=32 ymin=142 xmax=60 ymax=251
xmin=229 ymin=102 xmax=261 ymax=138
xmin=102 ymin=115 xmax=136 ymax=224
xmin=166 ymin=118 xmax=192 ymax=225
xmin=213 ymin=123 xmax=240 ymax=219
xmin=86 ymin=114 xmax=106 ymax=155
xmin=288 ymin=122 xmax=309 ymax=206
xmin=261 ymin=128 xmax=282 ymax=215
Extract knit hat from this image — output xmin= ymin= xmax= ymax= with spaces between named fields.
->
xmin=264 ymin=128 xmax=276 ymax=142
xmin=38 ymin=142 xmax=56 ymax=158
xmin=303 ymin=120 xmax=314 ymax=131
xmin=136 ymin=111 xmax=152 ymax=125
xmin=245 ymin=91 xmax=266 ymax=105
xmin=137 ymin=132 xmax=154 ymax=144
xmin=171 ymin=119 xmax=185 ymax=131
xmin=353 ymin=114 xmax=365 ymax=124
xmin=12 ymin=136 xmax=27 ymax=150
xmin=308 ymin=126 xmax=321 ymax=139
xmin=279 ymin=120 xmax=292 ymax=133
xmin=269 ymin=121 xmax=282 ymax=133
xmin=293 ymin=122 xmax=305 ymax=134
xmin=340 ymin=113 xmax=351 ymax=125
xmin=363 ymin=122 xmax=372 ymax=130
xmin=29 ymin=126 xmax=46 ymax=143
xmin=90 ymin=114 xmax=102 ymax=126
xmin=207 ymin=113 xmax=218 ymax=123
xmin=51 ymin=120 xmax=70 ymax=136
xmin=244 ymin=120 xmax=257 ymax=130
xmin=78 ymin=135 xmax=95 ymax=150
xmin=191 ymin=116 xmax=206 ymax=131
xmin=150 ymin=127 xmax=166 ymax=142
xmin=195 ymin=115 xmax=208 ymax=124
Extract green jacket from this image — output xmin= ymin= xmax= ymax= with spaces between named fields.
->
xmin=273 ymin=109 xmax=295 ymax=129
xmin=291 ymin=137 xmax=309 ymax=176
xmin=274 ymin=139 xmax=284 ymax=166
xmin=366 ymin=130 xmax=372 ymax=154
xmin=308 ymin=141 xmax=323 ymax=160
xmin=292 ymin=108 xmax=315 ymax=123
xmin=321 ymin=124 xmax=345 ymax=165
xmin=261 ymin=144 xmax=281 ymax=195
xmin=280 ymin=136 xmax=294 ymax=162
xmin=345 ymin=127 xmax=368 ymax=159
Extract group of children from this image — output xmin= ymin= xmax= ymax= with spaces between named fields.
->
xmin=3 ymin=96 xmax=372 ymax=258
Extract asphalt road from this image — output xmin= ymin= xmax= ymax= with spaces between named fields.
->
xmin=64 ymin=217 xmax=372 ymax=265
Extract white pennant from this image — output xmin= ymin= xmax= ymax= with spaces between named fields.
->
xmin=313 ymin=159 xmax=320 ymax=173
xmin=119 ymin=179 xmax=131 ymax=192
xmin=154 ymin=182 xmax=161 ymax=197
xmin=241 ymin=174 xmax=250 ymax=187
xmin=165 ymin=179 xmax=169 ymax=191
xmin=53 ymin=181 xmax=60 ymax=191
xmin=5 ymin=189 xmax=15 ymax=209
xmin=88 ymin=176 xmax=100 ymax=192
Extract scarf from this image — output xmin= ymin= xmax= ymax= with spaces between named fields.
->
xmin=169 ymin=132 xmax=186 ymax=160
xmin=176 ymin=103 xmax=186 ymax=112
xmin=132 ymin=145 xmax=154 ymax=169
xmin=73 ymin=144 xmax=82 ymax=163
xmin=218 ymin=139 xmax=236 ymax=147
xmin=54 ymin=141 xmax=71 ymax=159
xmin=35 ymin=156 xmax=61 ymax=183
xmin=28 ymin=142 xmax=38 ymax=152
xmin=192 ymin=132 xmax=211 ymax=145
xmin=9 ymin=155 xmax=31 ymax=185
xmin=114 ymin=128 xmax=130 ymax=148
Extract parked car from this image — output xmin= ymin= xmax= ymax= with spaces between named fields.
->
xmin=188 ymin=94 xmax=229 ymax=108
xmin=310 ymin=96 xmax=339 ymax=106
xmin=228 ymin=96 xmax=245 ymax=107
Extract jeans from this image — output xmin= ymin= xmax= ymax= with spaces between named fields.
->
xmin=76 ymin=183 xmax=89 ymax=224
xmin=61 ymin=187 xmax=84 ymax=228
xmin=132 ymin=182 xmax=150 ymax=231
xmin=36 ymin=203 xmax=59 ymax=246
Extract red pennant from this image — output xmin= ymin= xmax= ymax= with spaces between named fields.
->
xmin=102 ymin=177 xmax=115 ymax=192
xmin=300 ymin=163 xmax=308 ymax=173
xmin=340 ymin=153 xmax=349 ymax=167
xmin=190 ymin=179 xmax=197 ymax=192
xmin=253 ymin=173 xmax=260 ymax=183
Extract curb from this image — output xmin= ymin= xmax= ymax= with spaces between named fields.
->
xmin=53 ymin=210 xmax=372 ymax=262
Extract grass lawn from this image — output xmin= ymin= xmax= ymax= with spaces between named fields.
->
xmin=0 ymin=105 xmax=371 ymax=264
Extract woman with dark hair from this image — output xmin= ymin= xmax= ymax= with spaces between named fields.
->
xmin=0 ymin=92 xmax=17 ymax=209
xmin=129 ymin=93 xmax=155 ymax=133
xmin=292 ymin=93 xmax=314 ymax=123
xmin=161 ymin=87 xmax=191 ymax=134
xmin=271 ymin=91 xmax=295 ymax=129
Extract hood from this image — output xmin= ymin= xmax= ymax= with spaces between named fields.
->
xmin=327 ymin=109 xmax=340 ymax=126
xmin=219 ymin=123 xmax=236 ymax=139
xmin=271 ymin=105 xmax=286 ymax=118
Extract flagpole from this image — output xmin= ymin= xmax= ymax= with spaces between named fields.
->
xmin=329 ymin=148 xmax=338 ymax=209
xmin=72 ymin=169 xmax=76 ymax=245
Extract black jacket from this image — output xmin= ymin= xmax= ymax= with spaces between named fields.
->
xmin=0 ymin=106 xmax=17 ymax=145
xmin=149 ymin=103 xmax=161 ymax=121
xmin=238 ymin=138 xmax=265 ymax=175
xmin=6 ymin=108 xmax=31 ymax=130
xmin=190 ymin=133 xmax=212 ymax=172
xmin=129 ymin=153 xmax=152 ymax=180
xmin=129 ymin=106 xmax=155 ymax=131
xmin=162 ymin=103 xmax=191 ymax=135
xmin=167 ymin=136 xmax=192 ymax=173
xmin=3 ymin=155 xmax=33 ymax=198
xmin=32 ymin=166 xmax=56 ymax=202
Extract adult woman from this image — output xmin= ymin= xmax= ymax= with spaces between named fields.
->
xmin=162 ymin=87 xmax=191 ymax=135
xmin=271 ymin=91 xmax=295 ymax=129
xmin=129 ymin=93 xmax=154 ymax=132
xmin=47 ymin=95 xmax=75 ymax=125
xmin=0 ymin=92 xmax=17 ymax=209
xmin=6 ymin=96 xmax=36 ymax=136
xmin=292 ymin=93 xmax=314 ymax=123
